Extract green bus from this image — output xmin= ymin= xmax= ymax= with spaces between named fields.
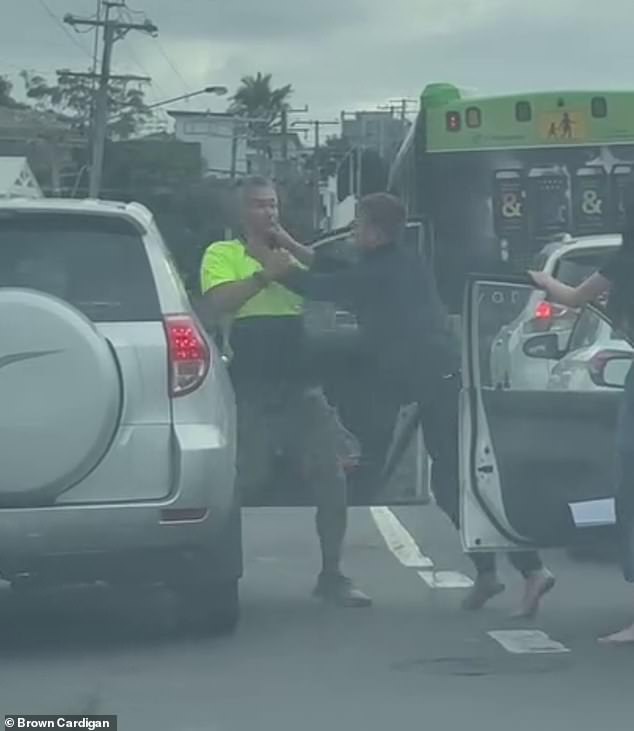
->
xmin=388 ymin=83 xmax=634 ymax=313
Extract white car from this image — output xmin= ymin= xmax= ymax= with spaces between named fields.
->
xmin=548 ymin=308 xmax=634 ymax=392
xmin=489 ymin=234 xmax=620 ymax=390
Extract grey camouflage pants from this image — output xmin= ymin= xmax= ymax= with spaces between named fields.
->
xmin=235 ymin=382 xmax=348 ymax=572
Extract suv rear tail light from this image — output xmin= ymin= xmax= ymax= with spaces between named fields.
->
xmin=164 ymin=315 xmax=210 ymax=397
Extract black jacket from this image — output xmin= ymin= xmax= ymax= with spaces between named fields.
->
xmin=283 ymin=243 xmax=460 ymax=404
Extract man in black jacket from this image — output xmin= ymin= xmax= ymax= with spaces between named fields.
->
xmin=274 ymin=193 xmax=555 ymax=617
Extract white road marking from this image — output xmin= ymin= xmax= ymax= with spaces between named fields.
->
xmin=370 ymin=506 xmax=434 ymax=569
xmin=417 ymin=571 xmax=474 ymax=589
xmin=488 ymin=630 xmax=570 ymax=655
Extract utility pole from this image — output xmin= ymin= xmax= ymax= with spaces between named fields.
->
xmin=280 ymin=105 xmax=309 ymax=161
xmin=388 ymin=98 xmax=418 ymax=122
xmin=294 ymin=118 xmax=338 ymax=231
xmin=230 ymin=119 xmax=242 ymax=179
xmin=280 ymin=107 xmax=289 ymax=162
xmin=64 ymin=1 xmax=158 ymax=198
xmin=301 ymin=119 xmax=338 ymax=151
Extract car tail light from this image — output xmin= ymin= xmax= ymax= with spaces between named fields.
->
xmin=535 ymin=301 xmax=553 ymax=320
xmin=524 ymin=300 xmax=573 ymax=334
xmin=164 ymin=315 xmax=210 ymax=397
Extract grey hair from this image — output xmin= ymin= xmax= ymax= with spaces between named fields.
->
xmin=236 ymin=175 xmax=276 ymax=204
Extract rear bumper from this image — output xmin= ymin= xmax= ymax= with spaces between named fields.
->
xmin=0 ymin=423 xmax=238 ymax=581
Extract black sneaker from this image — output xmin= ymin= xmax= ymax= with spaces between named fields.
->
xmin=313 ymin=573 xmax=372 ymax=608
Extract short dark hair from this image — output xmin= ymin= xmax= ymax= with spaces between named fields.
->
xmin=357 ymin=193 xmax=406 ymax=241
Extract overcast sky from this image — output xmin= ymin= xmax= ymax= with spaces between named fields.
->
xmin=1 ymin=0 xmax=632 ymax=130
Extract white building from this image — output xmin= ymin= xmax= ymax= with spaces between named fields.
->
xmin=168 ymin=110 xmax=247 ymax=178
xmin=0 ymin=157 xmax=43 ymax=198
xmin=342 ymin=110 xmax=410 ymax=164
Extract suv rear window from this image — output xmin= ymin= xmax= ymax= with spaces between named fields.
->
xmin=0 ymin=213 xmax=161 ymax=322
xmin=553 ymin=249 xmax=615 ymax=287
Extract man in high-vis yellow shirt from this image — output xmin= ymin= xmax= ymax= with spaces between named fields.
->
xmin=200 ymin=176 xmax=371 ymax=608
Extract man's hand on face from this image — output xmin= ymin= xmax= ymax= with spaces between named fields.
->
xmin=270 ymin=224 xmax=297 ymax=251
xmin=261 ymin=248 xmax=294 ymax=281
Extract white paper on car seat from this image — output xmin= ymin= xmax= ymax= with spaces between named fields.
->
xmin=569 ymin=498 xmax=616 ymax=527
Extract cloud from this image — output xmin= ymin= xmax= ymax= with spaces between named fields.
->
xmin=149 ymin=0 xmax=369 ymax=42
xmin=1 ymin=0 xmax=633 ymax=117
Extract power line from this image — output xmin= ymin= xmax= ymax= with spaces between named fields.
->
xmin=65 ymin=2 xmax=159 ymax=197
xmin=117 ymin=37 xmax=166 ymax=100
xmin=91 ymin=0 xmax=102 ymax=78
xmin=113 ymin=3 xmax=168 ymax=101
xmin=153 ymin=40 xmax=191 ymax=94
xmin=35 ymin=0 xmax=93 ymax=59
xmin=118 ymin=2 xmax=191 ymax=95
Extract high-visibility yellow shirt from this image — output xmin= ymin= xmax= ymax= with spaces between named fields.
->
xmin=200 ymin=239 xmax=303 ymax=319
xmin=200 ymin=238 xmax=307 ymax=384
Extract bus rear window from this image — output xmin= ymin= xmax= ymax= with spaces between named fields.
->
xmin=591 ymin=96 xmax=608 ymax=118
xmin=0 ymin=213 xmax=161 ymax=322
xmin=515 ymin=101 xmax=532 ymax=122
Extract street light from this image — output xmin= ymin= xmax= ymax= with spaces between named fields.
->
xmin=107 ymin=85 xmax=228 ymax=123
xmin=146 ymin=85 xmax=228 ymax=110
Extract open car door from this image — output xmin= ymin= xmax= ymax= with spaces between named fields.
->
xmin=461 ymin=275 xmax=630 ymax=551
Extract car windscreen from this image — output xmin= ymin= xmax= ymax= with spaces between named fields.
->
xmin=553 ymin=249 xmax=615 ymax=287
xmin=0 ymin=212 xmax=161 ymax=322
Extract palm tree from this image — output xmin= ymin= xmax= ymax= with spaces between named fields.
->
xmin=229 ymin=72 xmax=293 ymax=128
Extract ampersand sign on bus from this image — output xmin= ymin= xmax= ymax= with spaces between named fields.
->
xmin=581 ymin=190 xmax=603 ymax=216
xmin=502 ymin=192 xmax=523 ymax=218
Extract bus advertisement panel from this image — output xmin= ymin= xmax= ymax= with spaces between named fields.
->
xmin=422 ymin=144 xmax=634 ymax=313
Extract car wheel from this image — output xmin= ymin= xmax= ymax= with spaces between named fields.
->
xmin=176 ymin=577 xmax=240 ymax=636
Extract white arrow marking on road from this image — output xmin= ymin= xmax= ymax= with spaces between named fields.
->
xmin=417 ymin=570 xmax=474 ymax=589
xmin=488 ymin=630 xmax=570 ymax=654
xmin=370 ymin=506 xmax=434 ymax=569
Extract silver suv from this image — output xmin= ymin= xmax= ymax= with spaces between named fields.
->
xmin=0 ymin=199 xmax=239 ymax=634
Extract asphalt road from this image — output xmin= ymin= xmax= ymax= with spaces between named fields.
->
xmin=0 ymin=505 xmax=633 ymax=730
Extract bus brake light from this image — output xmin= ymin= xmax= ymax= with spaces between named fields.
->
xmin=446 ymin=111 xmax=461 ymax=131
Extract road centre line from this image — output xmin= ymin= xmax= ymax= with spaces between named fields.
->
xmin=370 ymin=506 xmax=434 ymax=569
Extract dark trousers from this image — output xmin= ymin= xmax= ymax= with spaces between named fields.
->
xmin=419 ymin=374 xmax=543 ymax=578
xmin=616 ymin=365 xmax=634 ymax=583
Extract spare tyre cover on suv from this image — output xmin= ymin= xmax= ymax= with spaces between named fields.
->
xmin=0 ymin=289 xmax=121 ymax=505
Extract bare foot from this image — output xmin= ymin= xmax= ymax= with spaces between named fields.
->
xmin=599 ymin=624 xmax=634 ymax=644
xmin=513 ymin=569 xmax=555 ymax=619
xmin=462 ymin=573 xmax=505 ymax=611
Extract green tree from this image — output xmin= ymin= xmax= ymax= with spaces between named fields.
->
xmin=21 ymin=69 xmax=153 ymax=139
xmin=229 ymin=72 xmax=293 ymax=127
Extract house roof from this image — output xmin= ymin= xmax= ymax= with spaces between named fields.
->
xmin=0 ymin=156 xmax=43 ymax=198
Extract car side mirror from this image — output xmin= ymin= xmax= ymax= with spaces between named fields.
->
xmin=595 ymin=354 xmax=632 ymax=389
xmin=522 ymin=332 xmax=563 ymax=360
